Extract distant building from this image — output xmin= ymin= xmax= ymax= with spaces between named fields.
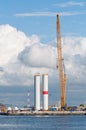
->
xmin=0 ymin=103 xmax=7 ymax=113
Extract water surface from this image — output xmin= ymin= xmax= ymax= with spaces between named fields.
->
xmin=0 ymin=115 xmax=86 ymax=130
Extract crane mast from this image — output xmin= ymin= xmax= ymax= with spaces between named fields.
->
xmin=56 ymin=14 xmax=66 ymax=109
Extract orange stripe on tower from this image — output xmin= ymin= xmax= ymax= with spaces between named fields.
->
xmin=42 ymin=91 xmax=48 ymax=94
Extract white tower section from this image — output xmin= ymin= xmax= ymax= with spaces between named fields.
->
xmin=27 ymin=89 xmax=30 ymax=108
xmin=34 ymin=74 xmax=40 ymax=110
xmin=42 ymin=74 xmax=48 ymax=110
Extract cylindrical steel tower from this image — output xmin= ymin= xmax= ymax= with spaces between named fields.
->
xmin=34 ymin=74 xmax=40 ymax=110
xmin=27 ymin=89 xmax=30 ymax=108
xmin=42 ymin=74 xmax=48 ymax=110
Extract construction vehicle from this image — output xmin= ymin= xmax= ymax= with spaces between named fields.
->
xmin=56 ymin=14 xmax=67 ymax=109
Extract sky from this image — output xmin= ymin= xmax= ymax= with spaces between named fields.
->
xmin=0 ymin=0 xmax=86 ymax=107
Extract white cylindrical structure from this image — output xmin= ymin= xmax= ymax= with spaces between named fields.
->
xmin=34 ymin=74 xmax=40 ymax=110
xmin=27 ymin=89 xmax=30 ymax=108
xmin=42 ymin=74 xmax=48 ymax=110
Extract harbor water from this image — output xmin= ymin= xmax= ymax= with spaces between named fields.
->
xmin=0 ymin=115 xmax=86 ymax=130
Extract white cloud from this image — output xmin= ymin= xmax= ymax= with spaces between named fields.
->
xmin=0 ymin=24 xmax=28 ymax=66
xmin=18 ymin=44 xmax=56 ymax=68
xmin=15 ymin=11 xmax=86 ymax=17
xmin=0 ymin=24 xmax=57 ymax=86
xmin=0 ymin=24 xmax=86 ymax=87
xmin=63 ymin=36 xmax=86 ymax=56
xmin=53 ymin=1 xmax=86 ymax=7
xmin=15 ymin=12 xmax=56 ymax=17
xmin=62 ymin=36 xmax=86 ymax=85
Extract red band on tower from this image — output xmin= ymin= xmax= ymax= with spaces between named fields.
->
xmin=42 ymin=91 xmax=48 ymax=94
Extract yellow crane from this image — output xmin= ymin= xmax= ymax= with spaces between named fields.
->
xmin=56 ymin=14 xmax=67 ymax=109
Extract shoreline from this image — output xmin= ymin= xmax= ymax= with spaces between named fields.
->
xmin=1 ymin=111 xmax=86 ymax=116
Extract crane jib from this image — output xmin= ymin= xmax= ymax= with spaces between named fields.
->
xmin=56 ymin=14 xmax=67 ymax=109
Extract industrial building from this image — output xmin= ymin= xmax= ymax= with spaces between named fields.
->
xmin=0 ymin=103 xmax=7 ymax=113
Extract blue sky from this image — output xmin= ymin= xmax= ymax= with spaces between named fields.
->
xmin=0 ymin=0 xmax=86 ymax=42
xmin=0 ymin=0 xmax=86 ymax=108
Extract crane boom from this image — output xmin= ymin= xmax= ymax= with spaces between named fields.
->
xmin=56 ymin=14 xmax=66 ymax=109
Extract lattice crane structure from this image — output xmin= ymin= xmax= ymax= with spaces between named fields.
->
xmin=56 ymin=14 xmax=67 ymax=109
